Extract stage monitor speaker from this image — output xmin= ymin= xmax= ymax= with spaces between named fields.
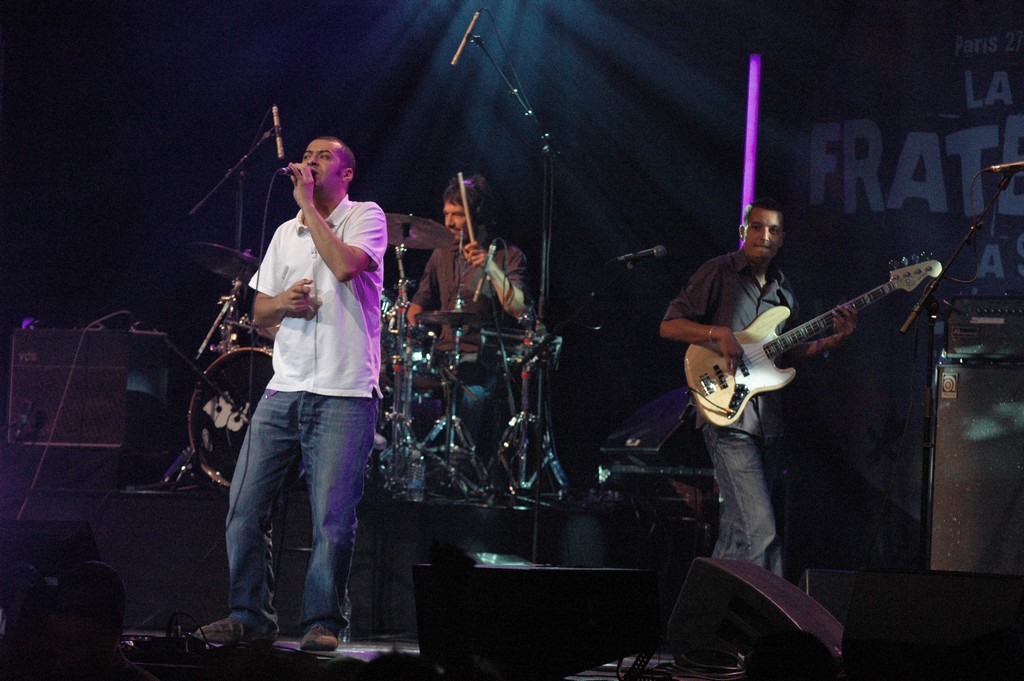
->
xmin=842 ymin=569 xmax=1024 ymax=681
xmin=666 ymin=558 xmax=843 ymax=667
xmin=7 ymin=328 xmax=168 ymax=448
xmin=932 ymin=363 xmax=1024 ymax=573
xmin=413 ymin=563 xmax=661 ymax=681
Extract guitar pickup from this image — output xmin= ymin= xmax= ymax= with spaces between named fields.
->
xmin=698 ymin=373 xmax=717 ymax=395
xmin=712 ymin=365 xmax=729 ymax=390
xmin=728 ymin=384 xmax=749 ymax=412
xmin=737 ymin=359 xmax=750 ymax=377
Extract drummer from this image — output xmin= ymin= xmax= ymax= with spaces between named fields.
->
xmin=407 ymin=174 xmax=531 ymax=455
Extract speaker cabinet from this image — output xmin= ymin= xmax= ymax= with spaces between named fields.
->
xmin=7 ymin=329 xmax=168 ymax=448
xmin=932 ymin=364 xmax=1024 ymax=573
xmin=666 ymin=558 xmax=843 ymax=666
xmin=843 ymin=569 xmax=1024 ymax=680
xmin=413 ymin=563 xmax=661 ymax=681
xmin=799 ymin=568 xmax=857 ymax=626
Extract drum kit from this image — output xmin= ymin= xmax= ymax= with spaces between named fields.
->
xmin=377 ymin=213 xmax=568 ymax=503
xmin=159 ymin=241 xmax=272 ymax=488
xmin=164 ymin=213 xmax=568 ymax=505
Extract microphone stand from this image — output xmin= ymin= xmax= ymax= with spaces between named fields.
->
xmin=467 ymin=32 xmax=560 ymax=560
xmin=506 ymin=261 xmax=641 ymax=561
xmin=188 ymin=126 xmax=276 ymax=251
xmin=467 ymin=34 xmax=556 ymax=321
xmin=900 ymin=170 xmax=1015 ymax=570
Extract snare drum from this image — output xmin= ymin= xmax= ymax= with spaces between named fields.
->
xmin=188 ymin=347 xmax=274 ymax=487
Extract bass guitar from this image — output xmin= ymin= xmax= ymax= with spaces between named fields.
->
xmin=684 ymin=259 xmax=941 ymax=427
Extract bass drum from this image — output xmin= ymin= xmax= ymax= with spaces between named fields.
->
xmin=188 ymin=347 xmax=274 ymax=487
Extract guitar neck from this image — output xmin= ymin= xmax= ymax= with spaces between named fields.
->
xmin=764 ymin=280 xmax=897 ymax=359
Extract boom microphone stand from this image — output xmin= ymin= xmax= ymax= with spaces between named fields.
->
xmin=188 ymin=110 xmax=279 ymax=251
xmin=459 ymin=13 xmax=563 ymax=539
xmin=900 ymin=168 xmax=1016 ymax=570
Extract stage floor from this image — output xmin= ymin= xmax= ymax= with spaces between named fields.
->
xmin=2 ymin=467 xmax=713 ymax=680
xmin=15 ymin=472 xmax=998 ymax=680
xmin=3 ymin=467 xmax=711 ymax=639
xmin=1 ymin=446 xmax=815 ymax=680
xmin=120 ymin=634 xmax=683 ymax=680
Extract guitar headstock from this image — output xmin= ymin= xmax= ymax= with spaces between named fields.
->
xmin=887 ymin=253 xmax=942 ymax=291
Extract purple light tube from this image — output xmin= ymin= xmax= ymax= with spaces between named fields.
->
xmin=741 ymin=53 xmax=761 ymax=234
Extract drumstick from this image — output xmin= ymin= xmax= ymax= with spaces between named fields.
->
xmin=457 ymin=171 xmax=476 ymax=245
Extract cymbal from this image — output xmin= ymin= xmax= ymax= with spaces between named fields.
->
xmin=417 ymin=310 xmax=490 ymax=328
xmin=187 ymin=242 xmax=259 ymax=280
xmin=385 ymin=213 xmax=450 ymax=250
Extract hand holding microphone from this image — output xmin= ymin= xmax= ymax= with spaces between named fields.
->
xmin=278 ymin=163 xmax=315 ymax=205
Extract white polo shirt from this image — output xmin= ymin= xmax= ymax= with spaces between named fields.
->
xmin=250 ymin=196 xmax=387 ymax=397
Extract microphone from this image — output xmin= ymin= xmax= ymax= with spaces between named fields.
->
xmin=983 ymin=160 xmax=1024 ymax=174
xmin=613 ymin=245 xmax=667 ymax=263
xmin=451 ymin=10 xmax=481 ymax=66
xmin=276 ymin=167 xmax=299 ymax=175
xmin=271 ymin=105 xmax=285 ymax=160
xmin=473 ymin=243 xmax=497 ymax=302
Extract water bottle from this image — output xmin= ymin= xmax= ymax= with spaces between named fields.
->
xmin=407 ymin=451 xmax=425 ymax=502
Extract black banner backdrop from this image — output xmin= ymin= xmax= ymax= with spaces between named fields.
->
xmin=781 ymin=3 xmax=1024 ymax=575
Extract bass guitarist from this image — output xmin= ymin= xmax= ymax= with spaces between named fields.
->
xmin=659 ymin=198 xmax=857 ymax=577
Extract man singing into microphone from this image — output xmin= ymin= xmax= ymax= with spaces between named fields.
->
xmin=660 ymin=199 xmax=856 ymax=577
xmin=407 ymin=174 xmax=531 ymax=480
xmin=200 ymin=136 xmax=387 ymax=651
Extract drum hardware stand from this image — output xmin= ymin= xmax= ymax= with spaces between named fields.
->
xmin=493 ymin=258 xmax=640 ymax=509
xmin=417 ymin=319 xmax=488 ymax=498
xmin=159 ymin=446 xmax=201 ymax=489
xmin=493 ymin=331 xmax=568 ymax=501
xmin=415 ymin=249 xmax=488 ymax=498
xmin=379 ymin=244 xmax=426 ymax=499
xmin=151 ymin=335 xmax=246 ymax=491
xmin=196 ymin=276 xmax=247 ymax=359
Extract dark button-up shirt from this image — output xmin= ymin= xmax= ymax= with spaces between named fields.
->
xmin=412 ymin=237 xmax=529 ymax=353
xmin=663 ymin=250 xmax=799 ymax=437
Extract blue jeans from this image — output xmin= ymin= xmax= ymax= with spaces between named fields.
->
xmin=225 ymin=390 xmax=377 ymax=636
xmin=702 ymin=425 xmax=783 ymax=576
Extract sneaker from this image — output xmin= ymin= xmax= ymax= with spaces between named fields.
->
xmin=198 ymin=617 xmax=276 ymax=644
xmin=299 ymin=623 xmax=339 ymax=652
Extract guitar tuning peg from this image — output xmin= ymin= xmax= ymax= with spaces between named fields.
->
xmin=888 ymin=259 xmax=898 ymax=270
xmin=901 ymin=256 xmax=909 ymax=267
xmin=909 ymin=253 xmax=920 ymax=264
